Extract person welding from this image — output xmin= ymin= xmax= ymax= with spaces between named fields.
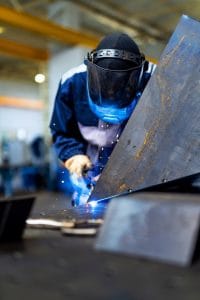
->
xmin=49 ymin=32 xmax=156 ymax=205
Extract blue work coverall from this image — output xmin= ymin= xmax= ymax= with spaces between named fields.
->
xmin=49 ymin=62 xmax=155 ymax=181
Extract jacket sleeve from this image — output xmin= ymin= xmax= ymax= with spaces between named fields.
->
xmin=49 ymin=79 xmax=87 ymax=162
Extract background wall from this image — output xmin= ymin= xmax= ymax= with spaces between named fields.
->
xmin=0 ymin=77 xmax=43 ymax=141
xmin=0 ymin=45 xmax=88 ymax=196
xmin=48 ymin=46 xmax=89 ymax=118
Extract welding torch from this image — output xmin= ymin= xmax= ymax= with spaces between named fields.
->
xmin=70 ymin=164 xmax=101 ymax=206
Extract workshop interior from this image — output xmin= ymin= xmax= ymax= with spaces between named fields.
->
xmin=0 ymin=1 xmax=200 ymax=300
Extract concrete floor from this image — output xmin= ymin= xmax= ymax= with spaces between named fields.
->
xmin=0 ymin=191 xmax=200 ymax=300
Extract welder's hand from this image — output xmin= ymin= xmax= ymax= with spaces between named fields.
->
xmin=64 ymin=155 xmax=92 ymax=177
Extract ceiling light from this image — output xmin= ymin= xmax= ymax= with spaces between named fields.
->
xmin=34 ymin=73 xmax=45 ymax=83
xmin=17 ymin=128 xmax=27 ymax=141
xmin=0 ymin=26 xmax=5 ymax=34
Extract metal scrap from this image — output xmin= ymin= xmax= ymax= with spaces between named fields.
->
xmin=26 ymin=218 xmax=103 ymax=236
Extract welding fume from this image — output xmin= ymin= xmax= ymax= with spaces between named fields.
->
xmin=50 ymin=32 xmax=156 ymax=206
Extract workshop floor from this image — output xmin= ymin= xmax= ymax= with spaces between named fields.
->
xmin=0 ymin=190 xmax=200 ymax=300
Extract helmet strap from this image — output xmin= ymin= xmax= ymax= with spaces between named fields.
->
xmin=87 ymin=49 xmax=144 ymax=66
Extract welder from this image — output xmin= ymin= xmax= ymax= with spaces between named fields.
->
xmin=49 ymin=32 xmax=156 ymax=205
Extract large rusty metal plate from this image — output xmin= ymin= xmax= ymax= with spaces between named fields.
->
xmin=95 ymin=192 xmax=200 ymax=266
xmin=90 ymin=15 xmax=200 ymax=201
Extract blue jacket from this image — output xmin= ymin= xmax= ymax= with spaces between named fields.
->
xmin=49 ymin=62 xmax=155 ymax=172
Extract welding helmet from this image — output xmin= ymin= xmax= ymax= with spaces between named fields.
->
xmin=85 ymin=33 xmax=146 ymax=124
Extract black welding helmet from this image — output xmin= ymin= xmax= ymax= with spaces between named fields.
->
xmin=85 ymin=33 xmax=145 ymax=124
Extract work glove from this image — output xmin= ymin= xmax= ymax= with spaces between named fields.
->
xmin=64 ymin=154 xmax=92 ymax=177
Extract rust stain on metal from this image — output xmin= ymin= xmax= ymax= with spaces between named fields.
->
xmin=119 ymin=176 xmax=145 ymax=194
xmin=119 ymin=183 xmax=127 ymax=191
xmin=133 ymin=176 xmax=145 ymax=187
xmin=135 ymin=123 xmax=158 ymax=160
xmin=135 ymin=132 xmax=149 ymax=159
xmin=156 ymin=76 xmax=172 ymax=109
xmin=161 ymin=36 xmax=186 ymax=67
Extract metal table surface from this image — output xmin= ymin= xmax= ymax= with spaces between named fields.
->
xmin=1 ymin=191 xmax=200 ymax=300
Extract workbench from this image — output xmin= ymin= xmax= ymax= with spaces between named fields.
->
xmin=0 ymin=191 xmax=200 ymax=300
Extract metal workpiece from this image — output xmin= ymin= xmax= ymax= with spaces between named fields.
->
xmin=96 ymin=192 xmax=200 ymax=266
xmin=27 ymin=194 xmax=107 ymax=236
xmin=61 ymin=227 xmax=98 ymax=236
xmin=90 ymin=15 xmax=200 ymax=201
xmin=26 ymin=217 xmax=103 ymax=236
xmin=26 ymin=218 xmax=103 ymax=229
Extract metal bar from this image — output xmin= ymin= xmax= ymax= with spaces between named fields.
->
xmin=0 ymin=5 xmax=99 ymax=48
xmin=0 ymin=37 xmax=49 ymax=61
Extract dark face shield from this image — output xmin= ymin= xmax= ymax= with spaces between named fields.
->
xmin=85 ymin=59 xmax=144 ymax=123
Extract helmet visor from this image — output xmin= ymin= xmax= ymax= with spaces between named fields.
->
xmin=86 ymin=59 xmax=143 ymax=109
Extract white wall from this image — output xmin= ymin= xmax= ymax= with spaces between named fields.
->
xmin=47 ymin=0 xmax=91 ymax=120
xmin=0 ymin=78 xmax=39 ymax=99
xmin=0 ymin=1 xmax=92 ymax=143
xmin=48 ymin=46 xmax=90 ymax=119
xmin=0 ymin=78 xmax=43 ymax=141
xmin=0 ymin=107 xmax=44 ymax=141
xmin=0 ymin=45 xmax=91 ymax=143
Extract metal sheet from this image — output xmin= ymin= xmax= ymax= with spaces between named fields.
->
xmin=95 ymin=192 xmax=200 ymax=266
xmin=90 ymin=15 xmax=200 ymax=201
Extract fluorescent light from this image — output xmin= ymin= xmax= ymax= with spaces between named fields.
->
xmin=34 ymin=73 xmax=45 ymax=83
xmin=17 ymin=128 xmax=27 ymax=140
xmin=0 ymin=27 xmax=5 ymax=34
